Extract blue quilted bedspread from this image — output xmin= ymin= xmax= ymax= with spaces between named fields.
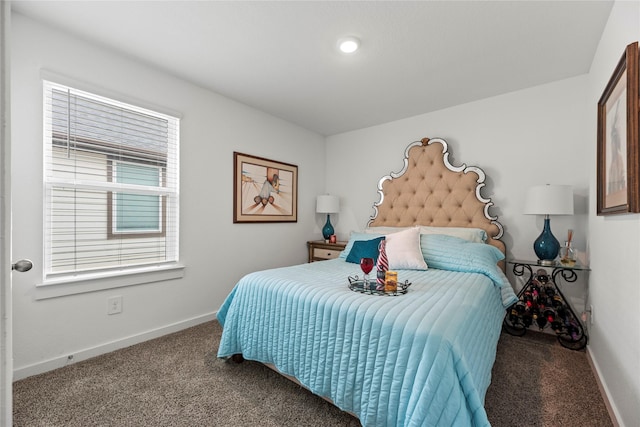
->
xmin=217 ymin=259 xmax=515 ymax=426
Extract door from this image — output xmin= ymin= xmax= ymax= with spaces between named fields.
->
xmin=1 ymin=2 xmax=11 ymax=425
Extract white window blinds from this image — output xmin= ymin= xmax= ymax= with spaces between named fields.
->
xmin=43 ymin=80 xmax=180 ymax=279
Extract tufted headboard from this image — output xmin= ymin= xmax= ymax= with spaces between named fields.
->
xmin=367 ymin=137 xmax=505 ymax=270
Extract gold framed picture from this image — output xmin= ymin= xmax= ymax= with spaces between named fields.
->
xmin=233 ymin=152 xmax=298 ymax=223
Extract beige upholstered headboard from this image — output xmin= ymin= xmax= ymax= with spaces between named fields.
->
xmin=367 ymin=137 xmax=505 ymax=270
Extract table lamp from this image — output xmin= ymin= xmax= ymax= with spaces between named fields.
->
xmin=316 ymin=194 xmax=340 ymax=241
xmin=524 ymin=184 xmax=574 ymax=265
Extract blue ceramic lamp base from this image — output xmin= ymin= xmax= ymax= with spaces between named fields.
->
xmin=322 ymin=214 xmax=334 ymax=241
xmin=533 ymin=216 xmax=560 ymax=265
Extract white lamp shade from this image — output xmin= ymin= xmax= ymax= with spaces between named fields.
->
xmin=523 ymin=185 xmax=574 ymax=215
xmin=316 ymin=195 xmax=340 ymax=213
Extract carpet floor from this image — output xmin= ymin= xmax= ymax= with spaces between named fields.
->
xmin=13 ymin=321 xmax=613 ymax=426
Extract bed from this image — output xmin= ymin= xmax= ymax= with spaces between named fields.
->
xmin=217 ymin=137 xmax=517 ymax=427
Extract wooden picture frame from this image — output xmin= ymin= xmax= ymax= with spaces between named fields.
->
xmin=233 ymin=152 xmax=298 ymax=223
xmin=597 ymin=41 xmax=639 ymax=215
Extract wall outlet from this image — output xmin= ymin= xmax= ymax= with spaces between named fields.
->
xmin=107 ymin=295 xmax=123 ymax=315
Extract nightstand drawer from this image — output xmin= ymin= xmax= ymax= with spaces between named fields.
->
xmin=313 ymin=248 xmax=342 ymax=260
xmin=307 ymin=240 xmax=347 ymax=263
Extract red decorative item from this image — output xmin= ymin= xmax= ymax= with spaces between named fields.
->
xmin=376 ymin=240 xmax=389 ymax=291
xmin=329 ymin=234 xmax=337 ymax=244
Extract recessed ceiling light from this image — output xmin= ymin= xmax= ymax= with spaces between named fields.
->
xmin=338 ymin=36 xmax=360 ymax=54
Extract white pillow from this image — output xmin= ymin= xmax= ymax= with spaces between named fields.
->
xmin=364 ymin=226 xmax=410 ymax=235
xmin=419 ymin=226 xmax=487 ymax=243
xmin=384 ymin=227 xmax=428 ymax=270
xmin=367 ymin=225 xmax=486 ymax=243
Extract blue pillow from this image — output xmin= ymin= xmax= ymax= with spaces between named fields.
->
xmin=345 ymin=237 xmax=385 ymax=264
xmin=420 ymin=234 xmax=505 ymax=282
xmin=339 ymin=232 xmax=384 ymax=259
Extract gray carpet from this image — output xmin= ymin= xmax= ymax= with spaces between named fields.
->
xmin=13 ymin=321 xmax=613 ymax=426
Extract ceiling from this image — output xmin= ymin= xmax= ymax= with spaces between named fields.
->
xmin=11 ymin=1 xmax=614 ymax=136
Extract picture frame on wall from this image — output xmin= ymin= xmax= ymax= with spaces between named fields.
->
xmin=597 ymin=41 xmax=639 ymax=215
xmin=233 ymin=152 xmax=298 ymax=223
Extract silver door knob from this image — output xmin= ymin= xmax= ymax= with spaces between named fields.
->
xmin=12 ymin=259 xmax=33 ymax=272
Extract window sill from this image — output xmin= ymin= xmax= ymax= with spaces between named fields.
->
xmin=35 ymin=264 xmax=185 ymax=300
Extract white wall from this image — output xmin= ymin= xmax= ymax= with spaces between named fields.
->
xmin=326 ymin=75 xmax=590 ymax=264
xmin=586 ymin=2 xmax=640 ymax=426
xmin=10 ymin=13 xmax=326 ymax=378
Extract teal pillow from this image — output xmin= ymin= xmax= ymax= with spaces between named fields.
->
xmin=345 ymin=237 xmax=385 ymax=264
xmin=339 ymin=232 xmax=384 ymax=259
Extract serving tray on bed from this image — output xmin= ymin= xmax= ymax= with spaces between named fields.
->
xmin=347 ymin=276 xmax=411 ymax=296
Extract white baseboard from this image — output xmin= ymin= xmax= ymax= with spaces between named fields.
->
xmin=13 ymin=311 xmax=217 ymax=381
xmin=586 ymin=345 xmax=622 ymax=427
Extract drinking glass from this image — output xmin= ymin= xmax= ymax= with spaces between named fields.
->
xmin=360 ymin=257 xmax=374 ymax=290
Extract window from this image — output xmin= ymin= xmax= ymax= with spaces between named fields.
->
xmin=110 ymin=161 xmax=164 ymax=236
xmin=43 ymin=80 xmax=179 ymax=280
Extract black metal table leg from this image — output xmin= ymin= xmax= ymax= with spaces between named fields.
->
xmin=503 ymin=261 xmax=588 ymax=351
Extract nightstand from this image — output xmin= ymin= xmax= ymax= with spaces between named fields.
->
xmin=503 ymin=259 xmax=590 ymax=350
xmin=307 ymin=240 xmax=347 ymax=263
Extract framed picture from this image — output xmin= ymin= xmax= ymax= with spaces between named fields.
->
xmin=597 ymin=41 xmax=639 ymax=215
xmin=233 ymin=152 xmax=298 ymax=223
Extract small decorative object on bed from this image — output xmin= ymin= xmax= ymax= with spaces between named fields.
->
xmin=218 ymin=137 xmax=517 ymax=427
xmin=233 ymin=152 xmax=298 ymax=223
xmin=358 ymin=257 xmax=374 ymax=289
xmin=347 ymin=274 xmax=411 ymax=296
xmin=597 ymin=41 xmax=639 ymax=215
